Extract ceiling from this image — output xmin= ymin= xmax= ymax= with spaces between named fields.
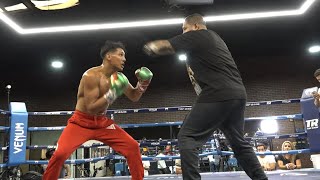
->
xmin=0 ymin=0 xmax=319 ymax=96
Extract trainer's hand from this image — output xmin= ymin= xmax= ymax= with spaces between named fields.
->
xmin=135 ymin=67 xmax=153 ymax=93
xmin=143 ymin=42 xmax=158 ymax=57
xmin=312 ymin=91 xmax=320 ymax=99
xmin=104 ymin=72 xmax=129 ymax=104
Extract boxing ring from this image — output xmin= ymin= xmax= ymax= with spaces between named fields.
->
xmin=1 ymin=88 xmax=320 ymax=179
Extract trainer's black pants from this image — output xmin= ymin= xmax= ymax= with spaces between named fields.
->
xmin=178 ymin=99 xmax=268 ymax=180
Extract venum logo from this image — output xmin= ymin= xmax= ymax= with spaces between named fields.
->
xmin=306 ymin=119 xmax=319 ymax=130
xmin=14 ymin=123 xmax=26 ymax=154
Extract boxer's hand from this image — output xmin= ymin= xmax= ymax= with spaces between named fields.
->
xmin=135 ymin=67 xmax=153 ymax=93
xmin=104 ymin=72 xmax=129 ymax=104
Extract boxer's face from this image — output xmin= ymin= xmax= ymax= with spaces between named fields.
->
xmin=107 ymin=48 xmax=126 ymax=71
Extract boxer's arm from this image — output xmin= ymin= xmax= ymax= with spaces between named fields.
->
xmin=124 ymin=82 xmax=143 ymax=102
xmin=83 ymin=74 xmax=109 ymax=114
xmin=143 ymin=40 xmax=175 ymax=56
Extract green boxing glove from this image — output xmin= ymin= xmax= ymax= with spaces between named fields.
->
xmin=135 ymin=67 xmax=153 ymax=93
xmin=104 ymin=72 xmax=129 ymax=104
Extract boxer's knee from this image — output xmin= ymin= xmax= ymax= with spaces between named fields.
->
xmin=124 ymin=139 xmax=140 ymax=157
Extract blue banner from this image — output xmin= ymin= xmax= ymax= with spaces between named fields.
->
xmin=8 ymin=102 xmax=28 ymax=166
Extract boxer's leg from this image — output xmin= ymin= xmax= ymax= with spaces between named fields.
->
xmin=43 ymin=123 xmax=94 ymax=180
xmin=96 ymin=124 xmax=144 ymax=180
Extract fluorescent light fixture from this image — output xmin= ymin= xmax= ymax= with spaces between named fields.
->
xmin=0 ymin=0 xmax=316 ymax=34
xmin=51 ymin=61 xmax=63 ymax=69
xmin=4 ymin=3 xmax=27 ymax=12
xmin=32 ymin=0 xmax=79 ymax=10
xmin=260 ymin=119 xmax=278 ymax=134
xmin=309 ymin=45 xmax=320 ymax=53
xmin=32 ymin=0 xmax=70 ymax=7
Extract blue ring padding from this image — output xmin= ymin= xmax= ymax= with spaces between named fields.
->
xmin=25 ymin=156 xmax=111 ymax=165
xmin=1 ymin=146 xmax=8 ymax=150
xmin=0 ymin=126 xmax=9 ymax=131
xmin=245 ymin=132 xmax=307 ymax=140
xmin=0 ymin=98 xmax=303 ymax=116
xmin=0 ymin=132 xmax=306 ymax=151
xmin=24 ymin=141 xmax=179 ymax=150
xmin=0 ymin=132 xmax=308 ymax=152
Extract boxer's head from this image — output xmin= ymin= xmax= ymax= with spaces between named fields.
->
xmin=100 ymin=40 xmax=126 ymax=71
xmin=183 ymin=13 xmax=207 ymax=34
xmin=100 ymin=41 xmax=126 ymax=59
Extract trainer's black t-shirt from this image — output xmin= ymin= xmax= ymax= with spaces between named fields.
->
xmin=169 ymin=29 xmax=247 ymax=102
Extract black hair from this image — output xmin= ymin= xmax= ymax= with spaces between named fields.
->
xmin=46 ymin=149 xmax=55 ymax=159
xmin=314 ymin=68 xmax=320 ymax=77
xmin=100 ymin=40 xmax=126 ymax=59
xmin=256 ymin=142 xmax=267 ymax=149
xmin=185 ymin=13 xmax=206 ymax=26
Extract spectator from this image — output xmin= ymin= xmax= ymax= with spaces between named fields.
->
xmin=141 ymin=151 xmax=150 ymax=176
xmin=156 ymin=150 xmax=171 ymax=174
xmin=175 ymin=158 xmax=182 ymax=174
xmin=277 ymin=141 xmax=301 ymax=170
xmin=256 ymin=143 xmax=276 ymax=171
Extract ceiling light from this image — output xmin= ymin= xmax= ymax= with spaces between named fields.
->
xmin=32 ymin=0 xmax=79 ymax=11
xmin=51 ymin=61 xmax=63 ymax=69
xmin=4 ymin=3 xmax=27 ymax=12
xmin=309 ymin=45 xmax=320 ymax=54
xmin=178 ymin=54 xmax=187 ymax=61
xmin=260 ymin=119 xmax=278 ymax=134
xmin=0 ymin=0 xmax=316 ymax=34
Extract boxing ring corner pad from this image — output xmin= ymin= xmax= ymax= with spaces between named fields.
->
xmin=8 ymin=102 xmax=28 ymax=166
xmin=300 ymin=88 xmax=320 ymax=152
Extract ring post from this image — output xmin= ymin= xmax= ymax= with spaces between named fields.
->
xmin=300 ymin=87 xmax=320 ymax=152
xmin=8 ymin=102 xmax=28 ymax=165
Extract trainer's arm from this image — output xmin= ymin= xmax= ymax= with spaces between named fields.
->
xmin=143 ymin=40 xmax=175 ymax=56
xmin=83 ymin=75 xmax=109 ymax=114
xmin=311 ymin=91 xmax=320 ymax=107
xmin=314 ymin=96 xmax=320 ymax=107
xmin=124 ymin=82 xmax=143 ymax=102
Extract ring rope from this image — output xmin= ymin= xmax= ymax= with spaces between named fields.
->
xmin=0 ymin=98 xmax=300 ymax=116
xmin=12 ymin=149 xmax=311 ymax=166
xmin=1 ymin=131 xmax=306 ymax=151
xmin=23 ymin=114 xmax=302 ymax=132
